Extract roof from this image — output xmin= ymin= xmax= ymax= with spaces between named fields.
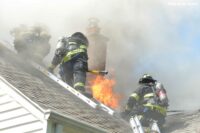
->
xmin=164 ymin=111 xmax=200 ymax=133
xmin=0 ymin=43 xmax=132 ymax=133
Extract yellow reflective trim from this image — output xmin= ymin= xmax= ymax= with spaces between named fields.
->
xmin=49 ymin=64 xmax=56 ymax=69
xmin=66 ymin=49 xmax=85 ymax=56
xmin=144 ymin=93 xmax=154 ymax=98
xmin=80 ymin=45 xmax=87 ymax=49
xmin=62 ymin=48 xmax=86 ymax=62
xmin=62 ymin=56 xmax=70 ymax=62
xmin=130 ymin=93 xmax=140 ymax=101
xmin=143 ymin=103 xmax=167 ymax=116
xmin=74 ymin=82 xmax=85 ymax=88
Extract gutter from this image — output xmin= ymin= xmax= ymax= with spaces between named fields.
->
xmin=48 ymin=110 xmax=108 ymax=133
xmin=0 ymin=76 xmax=108 ymax=133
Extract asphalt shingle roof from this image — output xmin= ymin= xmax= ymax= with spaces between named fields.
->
xmin=164 ymin=111 xmax=200 ymax=133
xmin=0 ymin=43 xmax=132 ymax=133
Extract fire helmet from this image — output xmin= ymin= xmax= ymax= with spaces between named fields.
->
xmin=71 ymin=32 xmax=89 ymax=46
xmin=86 ymin=18 xmax=100 ymax=35
xmin=139 ymin=74 xmax=156 ymax=84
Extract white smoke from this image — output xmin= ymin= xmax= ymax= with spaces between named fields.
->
xmin=0 ymin=0 xmax=200 ymax=110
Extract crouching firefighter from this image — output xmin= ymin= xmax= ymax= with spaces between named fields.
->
xmin=48 ymin=32 xmax=90 ymax=96
xmin=121 ymin=74 xmax=169 ymax=128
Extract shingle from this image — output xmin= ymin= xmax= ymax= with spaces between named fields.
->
xmin=0 ymin=44 xmax=132 ymax=133
xmin=164 ymin=111 xmax=200 ymax=133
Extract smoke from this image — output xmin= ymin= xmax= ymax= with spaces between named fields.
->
xmin=0 ymin=0 xmax=200 ymax=110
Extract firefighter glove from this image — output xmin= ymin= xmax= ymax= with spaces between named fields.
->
xmin=47 ymin=64 xmax=56 ymax=73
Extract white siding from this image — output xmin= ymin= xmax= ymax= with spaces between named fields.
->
xmin=0 ymin=92 xmax=43 ymax=133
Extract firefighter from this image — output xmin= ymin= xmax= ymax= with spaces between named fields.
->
xmin=122 ymin=74 xmax=169 ymax=127
xmin=30 ymin=27 xmax=51 ymax=61
xmin=10 ymin=24 xmax=51 ymax=62
xmin=10 ymin=24 xmax=29 ymax=53
xmin=86 ymin=18 xmax=109 ymax=70
xmin=48 ymin=32 xmax=89 ymax=96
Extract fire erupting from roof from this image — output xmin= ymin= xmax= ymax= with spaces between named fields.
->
xmin=89 ymin=75 xmax=121 ymax=109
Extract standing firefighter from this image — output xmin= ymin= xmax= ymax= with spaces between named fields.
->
xmin=86 ymin=18 xmax=109 ymax=70
xmin=10 ymin=24 xmax=51 ymax=62
xmin=122 ymin=74 xmax=169 ymax=128
xmin=48 ymin=32 xmax=89 ymax=96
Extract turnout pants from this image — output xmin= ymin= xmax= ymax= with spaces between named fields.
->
xmin=59 ymin=56 xmax=87 ymax=92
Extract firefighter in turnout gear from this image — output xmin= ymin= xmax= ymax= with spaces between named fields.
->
xmin=48 ymin=32 xmax=89 ymax=95
xmin=10 ymin=24 xmax=51 ymax=62
xmin=86 ymin=18 xmax=109 ymax=70
xmin=122 ymin=74 xmax=169 ymax=127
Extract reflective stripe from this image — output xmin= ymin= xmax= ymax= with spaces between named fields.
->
xmin=62 ymin=48 xmax=86 ymax=62
xmin=143 ymin=103 xmax=167 ymax=116
xmin=66 ymin=48 xmax=85 ymax=57
xmin=130 ymin=93 xmax=140 ymax=101
xmin=80 ymin=45 xmax=87 ymax=49
xmin=74 ymin=82 xmax=85 ymax=88
xmin=49 ymin=64 xmax=56 ymax=69
xmin=68 ymin=42 xmax=77 ymax=45
xmin=144 ymin=93 xmax=154 ymax=98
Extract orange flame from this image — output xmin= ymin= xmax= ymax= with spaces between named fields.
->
xmin=90 ymin=76 xmax=121 ymax=109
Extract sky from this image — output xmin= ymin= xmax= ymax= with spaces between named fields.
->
xmin=0 ymin=0 xmax=200 ymax=110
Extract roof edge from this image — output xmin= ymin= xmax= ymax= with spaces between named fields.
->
xmin=49 ymin=110 xmax=108 ymax=133
xmin=0 ymin=76 xmax=50 ymax=120
xmin=0 ymin=76 xmax=107 ymax=133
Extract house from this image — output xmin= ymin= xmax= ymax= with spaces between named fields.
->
xmin=0 ymin=43 xmax=132 ymax=133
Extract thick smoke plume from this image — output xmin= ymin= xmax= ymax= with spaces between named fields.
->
xmin=0 ymin=0 xmax=200 ymax=110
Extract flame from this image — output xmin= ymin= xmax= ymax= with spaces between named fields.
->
xmin=90 ymin=76 xmax=121 ymax=109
